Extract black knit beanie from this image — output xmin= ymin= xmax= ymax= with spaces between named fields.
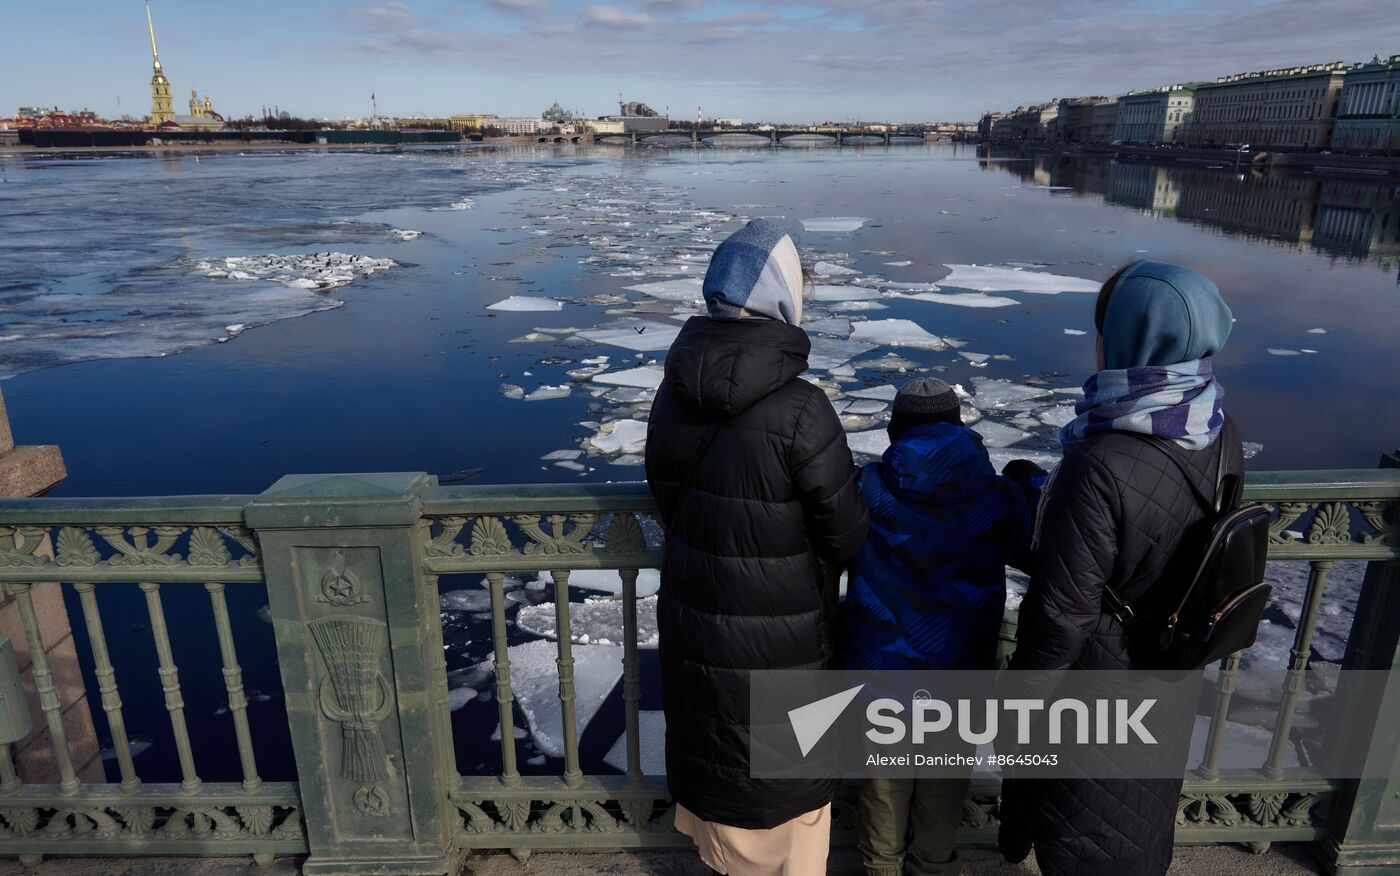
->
xmin=887 ymin=377 xmax=963 ymax=442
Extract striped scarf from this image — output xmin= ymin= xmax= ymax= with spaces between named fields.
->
xmin=1060 ymin=358 xmax=1224 ymax=451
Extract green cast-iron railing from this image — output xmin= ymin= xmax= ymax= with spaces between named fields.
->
xmin=0 ymin=462 xmax=1394 ymax=874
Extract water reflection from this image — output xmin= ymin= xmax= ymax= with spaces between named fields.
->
xmin=980 ymin=146 xmax=1400 ymax=273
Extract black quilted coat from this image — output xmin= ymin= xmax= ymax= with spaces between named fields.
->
xmin=644 ymin=316 xmax=869 ymax=829
xmin=1002 ymin=418 xmax=1243 ymax=876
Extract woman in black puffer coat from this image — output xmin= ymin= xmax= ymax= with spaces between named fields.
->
xmin=645 ymin=219 xmax=868 ymax=875
xmin=1000 ymin=261 xmax=1244 ymax=876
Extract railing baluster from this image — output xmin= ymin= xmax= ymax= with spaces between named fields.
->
xmin=487 ymin=571 xmax=519 ymax=786
xmin=73 ymin=581 xmax=140 ymax=793
xmin=139 ymin=581 xmax=202 ymax=793
xmin=552 ymin=570 xmax=583 ymax=788
xmin=7 ymin=583 xmax=79 ymax=794
xmin=204 ymin=581 xmax=261 ymax=792
xmin=619 ymin=568 xmax=642 ymax=782
xmin=1197 ymin=652 xmax=1242 ymax=781
xmin=1264 ymin=560 xmax=1332 ymax=779
xmin=0 ymin=742 xmax=19 ymax=795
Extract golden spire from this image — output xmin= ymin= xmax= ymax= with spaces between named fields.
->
xmin=146 ymin=0 xmax=161 ymax=70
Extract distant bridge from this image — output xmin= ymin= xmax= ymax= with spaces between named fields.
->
xmin=594 ymin=128 xmax=933 ymax=146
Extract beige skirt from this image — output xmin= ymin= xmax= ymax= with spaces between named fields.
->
xmin=674 ymin=803 xmax=832 ymax=876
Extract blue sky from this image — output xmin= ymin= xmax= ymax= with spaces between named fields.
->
xmin=6 ymin=0 xmax=1400 ymax=122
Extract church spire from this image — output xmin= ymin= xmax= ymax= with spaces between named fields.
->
xmin=146 ymin=1 xmax=175 ymax=125
xmin=146 ymin=0 xmax=161 ymax=70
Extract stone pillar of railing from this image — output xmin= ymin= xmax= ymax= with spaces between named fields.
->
xmin=246 ymin=473 xmax=458 ymax=876
xmin=1319 ymin=448 xmax=1400 ymax=874
xmin=0 ymin=387 xmax=104 ymax=785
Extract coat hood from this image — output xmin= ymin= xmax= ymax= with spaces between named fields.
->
xmin=663 ymin=316 xmax=811 ymax=417
xmin=878 ymin=422 xmax=995 ymax=506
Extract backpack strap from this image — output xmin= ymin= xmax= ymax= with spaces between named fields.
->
xmin=1103 ymin=431 xmax=1228 ymax=624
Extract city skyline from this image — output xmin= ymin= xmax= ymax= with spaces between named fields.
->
xmin=5 ymin=0 xmax=1400 ymax=122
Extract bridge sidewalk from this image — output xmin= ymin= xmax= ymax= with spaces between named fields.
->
xmin=0 ymin=844 xmax=1323 ymax=875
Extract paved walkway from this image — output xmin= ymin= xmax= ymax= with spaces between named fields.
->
xmin=460 ymin=846 xmax=1324 ymax=876
xmin=0 ymin=845 xmax=1323 ymax=875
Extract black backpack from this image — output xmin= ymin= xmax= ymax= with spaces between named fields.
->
xmin=1103 ymin=434 xmax=1272 ymax=670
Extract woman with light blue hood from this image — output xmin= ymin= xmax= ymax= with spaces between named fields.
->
xmin=999 ymin=261 xmax=1245 ymax=876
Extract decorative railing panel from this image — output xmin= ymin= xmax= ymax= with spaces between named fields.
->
xmin=0 ymin=466 xmax=1391 ymax=872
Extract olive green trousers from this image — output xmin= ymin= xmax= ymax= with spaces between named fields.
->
xmin=856 ymin=777 xmax=970 ymax=876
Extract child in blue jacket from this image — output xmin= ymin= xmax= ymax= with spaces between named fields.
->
xmin=843 ymin=377 xmax=1044 ymax=876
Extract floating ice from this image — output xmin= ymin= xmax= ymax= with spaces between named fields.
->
xmin=577 ymin=321 xmax=681 ymax=352
xmin=625 ymin=278 xmax=704 ymax=301
xmin=1242 ymin=441 xmax=1264 ymax=459
xmin=524 ymin=385 xmax=571 ymax=401
xmin=986 ymin=448 xmax=1062 ymax=474
xmin=500 ymin=384 xmax=525 ymax=400
xmin=850 ymin=319 xmax=953 ymax=351
xmin=1268 ymin=348 xmax=1302 ymax=357
xmin=959 ymin=352 xmax=991 ymax=365
xmin=441 ymin=589 xmax=495 ymax=613
xmin=844 ymin=400 xmax=888 ymax=415
xmin=902 ymin=292 xmax=1019 ymax=309
xmin=803 ymin=318 xmax=852 ymax=336
xmin=506 ymin=640 xmax=623 ymax=758
xmin=445 ymin=197 xmax=475 ymax=211
xmin=881 ymin=281 xmax=943 ymax=292
xmin=1037 ymin=405 xmax=1078 ymax=428
xmin=542 ymin=449 xmax=584 ymax=461
xmin=813 ymin=285 xmax=883 ymax=301
xmin=802 ymin=217 xmax=871 ymax=233
xmin=972 ymin=420 xmax=1032 ymax=448
xmin=814 ymin=261 xmax=860 ymax=276
xmin=970 ymin=377 xmax=1053 ymax=409
xmin=847 ymin=429 xmax=892 ymax=458
xmin=488 ymin=296 xmax=563 ymax=312
xmin=525 ymin=569 xmax=661 ymax=598
xmin=847 ymin=384 xmax=900 ymax=401
xmin=225 ymin=324 xmax=246 ymax=335
xmin=592 ymin=365 xmax=665 ymax=390
xmin=885 ymin=261 xmax=912 ymax=267
xmin=604 ymin=710 xmax=667 ymax=775
xmin=510 ymin=333 xmax=556 ymax=343
xmin=828 ymin=300 xmax=888 ymax=311
xmin=517 ymin=595 xmax=660 ymax=649
xmin=851 ymin=353 xmax=920 ymax=372
xmin=938 ymin=265 xmax=1101 ymax=295
xmin=390 ymin=229 xmax=422 ymax=241
xmin=198 ymin=253 xmax=396 ymax=291
xmin=584 ymin=418 xmax=648 ymax=455
xmin=1307 ymin=328 xmax=1327 ymax=335
xmin=808 ymin=337 xmax=879 ymax=371
xmin=1064 ymin=328 xmax=1088 ymax=336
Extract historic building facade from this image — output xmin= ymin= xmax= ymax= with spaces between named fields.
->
xmin=1331 ymin=55 xmax=1400 ymax=153
xmin=1113 ymin=85 xmax=1198 ymax=144
xmin=1183 ymin=63 xmax=1348 ymax=149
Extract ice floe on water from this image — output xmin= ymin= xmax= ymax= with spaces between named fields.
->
xmin=524 ymin=384 xmax=572 ymax=401
xmin=802 ymin=217 xmax=871 ymax=233
xmin=517 ymin=595 xmax=660 ymax=648
xmin=503 ymin=640 xmax=623 ymax=758
xmin=592 ymin=365 xmax=665 ymax=390
xmin=901 ymin=292 xmax=1019 ymax=308
xmin=625 ymin=278 xmax=704 ymax=302
xmin=198 ymin=253 xmax=397 ymax=291
xmin=814 ymin=261 xmax=860 ymax=277
xmin=390 ymin=229 xmax=422 ymax=241
xmin=583 ymin=418 xmax=648 ymax=456
xmin=938 ymin=264 xmax=1101 ymax=295
xmin=488 ymin=296 xmax=564 ymax=312
xmin=1268 ymin=348 xmax=1303 ymax=357
xmin=813 ymin=284 xmax=883 ymax=301
xmin=850 ymin=319 xmax=956 ymax=351
xmin=576 ymin=320 xmax=681 ymax=352
xmin=605 ymin=710 xmax=667 ymax=775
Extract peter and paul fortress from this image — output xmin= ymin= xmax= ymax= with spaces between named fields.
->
xmin=146 ymin=1 xmax=223 ymax=130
